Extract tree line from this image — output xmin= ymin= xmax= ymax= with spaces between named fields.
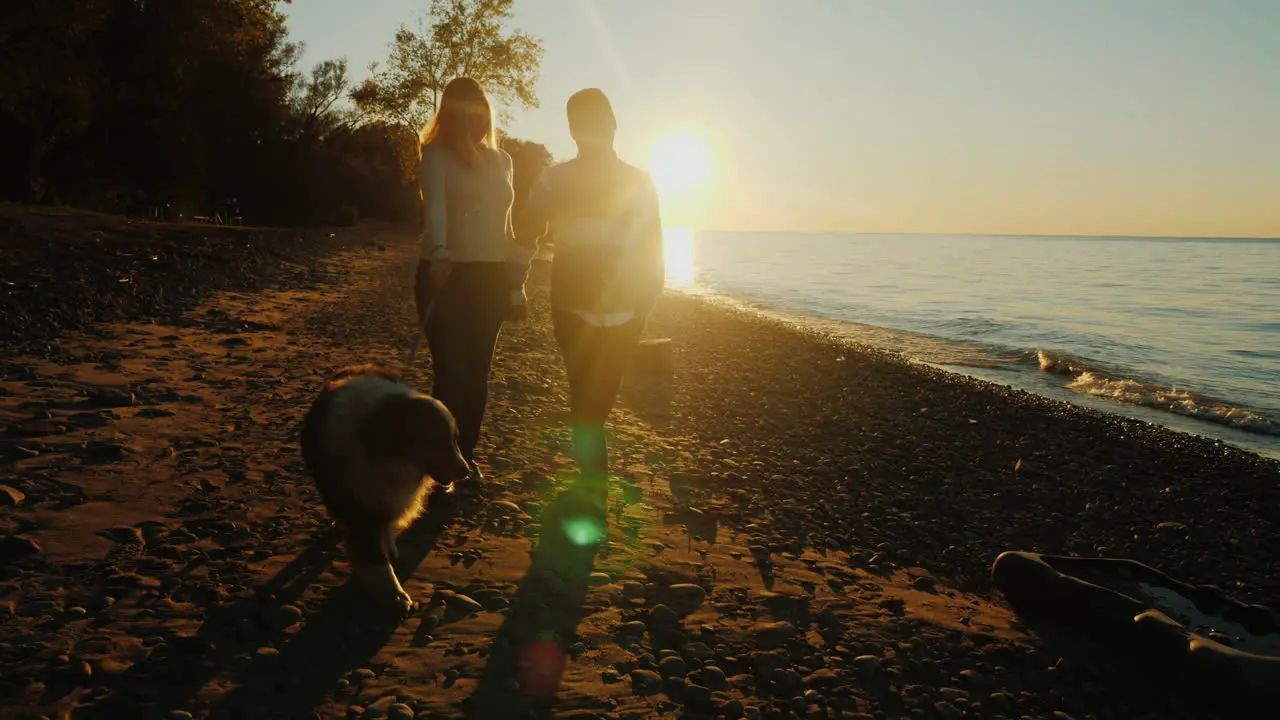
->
xmin=0 ymin=0 xmax=552 ymax=227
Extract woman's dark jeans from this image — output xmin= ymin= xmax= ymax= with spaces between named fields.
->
xmin=414 ymin=260 xmax=507 ymax=458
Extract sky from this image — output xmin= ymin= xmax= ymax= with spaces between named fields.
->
xmin=284 ymin=0 xmax=1280 ymax=237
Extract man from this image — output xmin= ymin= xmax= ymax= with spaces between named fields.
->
xmin=515 ymin=88 xmax=664 ymax=491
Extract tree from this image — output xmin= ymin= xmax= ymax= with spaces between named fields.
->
xmin=500 ymin=136 xmax=553 ymax=215
xmin=289 ymin=57 xmax=357 ymax=147
xmin=353 ymin=0 xmax=542 ymax=132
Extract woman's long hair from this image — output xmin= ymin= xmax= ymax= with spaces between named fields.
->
xmin=421 ymin=77 xmax=496 ymax=167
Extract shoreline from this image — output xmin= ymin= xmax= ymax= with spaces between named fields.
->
xmin=1 ymin=212 xmax=1275 ymax=718
xmin=635 ymin=284 xmax=1280 ymax=603
xmin=661 ymin=283 xmax=1280 ymax=461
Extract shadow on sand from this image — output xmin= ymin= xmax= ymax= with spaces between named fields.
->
xmin=75 ymin=529 xmax=344 ymax=719
xmin=78 ymin=498 xmax=458 ymax=719
xmin=460 ymin=478 xmax=607 ymax=719
xmin=202 ymin=499 xmax=459 ymax=717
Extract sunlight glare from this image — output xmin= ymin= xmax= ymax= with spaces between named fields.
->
xmin=664 ymin=227 xmax=696 ymax=287
xmin=649 ymin=133 xmax=712 ymax=197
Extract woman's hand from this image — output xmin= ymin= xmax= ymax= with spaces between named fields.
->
xmin=428 ymin=260 xmax=453 ymax=288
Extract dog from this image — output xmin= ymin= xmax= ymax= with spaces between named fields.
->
xmin=300 ymin=363 xmax=469 ymax=612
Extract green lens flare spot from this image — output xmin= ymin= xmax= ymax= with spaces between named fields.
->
xmin=561 ymin=515 xmax=605 ymax=546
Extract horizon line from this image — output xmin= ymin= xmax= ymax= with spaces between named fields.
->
xmin=675 ymin=227 xmax=1280 ymax=242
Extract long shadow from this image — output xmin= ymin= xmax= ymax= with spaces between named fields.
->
xmin=203 ymin=499 xmax=459 ymax=718
xmin=77 ymin=531 xmax=342 ymax=719
xmin=460 ymin=480 xmax=606 ymax=720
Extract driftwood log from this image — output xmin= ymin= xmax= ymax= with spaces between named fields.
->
xmin=992 ymin=551 xmax=1280 ymax=716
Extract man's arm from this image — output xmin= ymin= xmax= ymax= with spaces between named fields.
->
xmin=637 ymin=175 xmax=665 ymax=308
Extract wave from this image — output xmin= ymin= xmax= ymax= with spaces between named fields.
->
xmin=1033 ymin=350 xmax=1280 ymax=437
xmin=671 ymin=286 xmax=1280 ymax=445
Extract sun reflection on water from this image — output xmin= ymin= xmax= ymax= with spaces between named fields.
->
xmin=664 ymin=227 xmax=696 ymax=287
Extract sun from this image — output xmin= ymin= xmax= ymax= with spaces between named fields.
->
xmin=649 ymin=133 xmax=712 ymax=197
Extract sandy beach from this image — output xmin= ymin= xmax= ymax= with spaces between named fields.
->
xmin=2 ymin=207 xmax=1277 ymax=720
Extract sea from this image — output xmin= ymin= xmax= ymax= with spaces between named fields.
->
xmin=661 ymin=229 xmax=1280 ymax=460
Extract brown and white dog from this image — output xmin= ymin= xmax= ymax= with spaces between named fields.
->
xmin=300 ymin=364 xmax=469 ymax=612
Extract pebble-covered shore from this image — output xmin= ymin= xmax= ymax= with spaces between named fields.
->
xmin=1 ymin=208 xmax=1275 ymax=719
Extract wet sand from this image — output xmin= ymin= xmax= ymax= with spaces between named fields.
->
xmin=1 ymin=207 xmax=1276 ymax=719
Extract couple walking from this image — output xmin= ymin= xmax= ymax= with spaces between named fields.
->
xmin=412 ymin=77 xmax=664 ymax=497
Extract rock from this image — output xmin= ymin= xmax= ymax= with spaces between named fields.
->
xmin=666 ymin=583 xmax=708 ymax=613
xmin=277 ymin=604 xmax=303 ymax=627
xmin=621 ymin=581 xmax=646 ymax=600
xmin=751 ymin=621 xmax=796 ymax=649
xmin=681 ymin=642 xmax=716 ymax=665
xmin=630 ymin=669 xmax=663 ymax=695
xmin=0 ymin=535 xmax=41 ymax=564
xmin=684 ymin=683 xmax=713 ymax=710
xmin=0 ymin=486 xmax=24 ymax=507
xmin=448 ymin=594 xmax=483 ymax=615
xmin=469 ymin=588 xmax=508 ymax=610
xmin=803 ymin=669 xmax=840 ymax=690
xmin=647 ymin=604 xmax=680 ymax=634
xmin=361 ymin=696 xmax=398 ymax=719
xmin=852 ymin=655 xmax=882 ymax=672
xmin=933 ymin=701 xmax=963 ymax=720
xmin=743 ymin=706 xmax=763 ymax=720
xmin=386 ymin=703 xmax=414 ymax=720
xmin=659 ymin=655 xmax=689 ymax=679
xmin=910 ymin=575 xmax=937 ymax=593
xmin=588 ymin=572 xmax=612 ymax=586
xmin=693 ymin=665 xmax=727 ymax=690
xmin=617 ymin=621 xmax=647 ymax=638
xmin=717 ymin=698 xmax=744 ymax=718
xmin=89 ymin=388 xmax=135 ymax=407
xmin=957 ymin=669 xmax=986 ymax=693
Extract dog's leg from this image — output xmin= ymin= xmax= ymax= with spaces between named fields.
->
xmin=347 ymin=519 xmax=414 ymax=614
xmin=382 ymin=524 xmax=400 ymax=563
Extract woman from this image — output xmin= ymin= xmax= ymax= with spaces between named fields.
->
xmin=414 ymin=76 xmax=521 ymax=481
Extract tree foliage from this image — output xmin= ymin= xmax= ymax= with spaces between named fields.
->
xmin=353 ymin=0 xmax=543 ymax=131
xmin=0 ymin=0 xmax=550 ymax=228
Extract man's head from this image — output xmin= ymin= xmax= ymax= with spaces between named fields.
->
xmin=567 ymin=88 xmax=617 ymax=149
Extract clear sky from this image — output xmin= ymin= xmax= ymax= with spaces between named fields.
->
xmin=284 ymin=0 xmax=1280 ymax=237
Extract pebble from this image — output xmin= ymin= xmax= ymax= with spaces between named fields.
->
xmin=682 ymin=641 xmax=716 ymax=664
xmin=588 ymin=572 xmax=612 ymax=586
xmin=647 ymin=604 xmax=679 ymax=633
xmin=694 ymin=665 xmax=727 ymax=690
xmin=621 ymin=581 xmax=646 ymax=600
xmin=0 ymin=486 xmax=25 ymax=507
xmin=659 ymin=655 xmax=689 ymax=679
xmin=934 ymin=702 xmax=963 ymax=720
xmin=803 ymin=669 xmax=840 ymax=690
xmin=617 ymin=621 xmax=647 ymax=637
xmin=852 ymin=655 xmax=882 ymax=672
xmin=630 ymin=669 xmax=663 ymax=695
xmin=751 ymin=621 xmax=796 ymax=649
xmin=666 ymin=583 xmax=708 ymax=612
xmin=684 ymin=683 xmax=713 ymax=709
xmin=448 ymin=594 xmax=483 ymax=615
